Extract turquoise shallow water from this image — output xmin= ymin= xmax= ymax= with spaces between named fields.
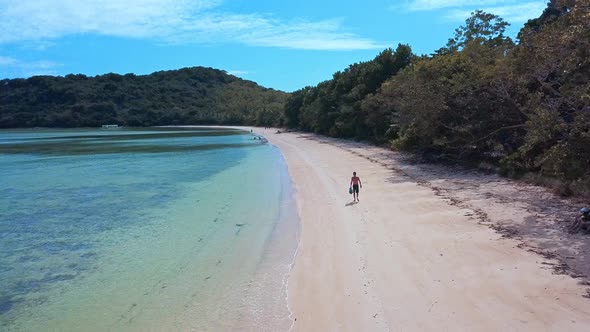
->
xmin=0 ymin=127 xmax=298 ymax=331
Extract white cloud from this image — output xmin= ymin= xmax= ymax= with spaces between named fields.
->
xmin=0 ymin=56 xmax=61 ymax=77
xmin=445 ymin=2 xmax=547 ymax=22
xmin=209 ymin=17 xmax=383 ymax=50
xmin=0 ymin=55 xmax=17 ymax=66
xmin=404 ymin=0 xmax=513 ymax=11
xmin=0 ymin=0 xmax=222 ymax=42
xmin=0 ymin=0 xmax=383 ymax=50
xmin=398 ymin=0 xmax=547 ymax=22
xmin=226 ymin=70 xmax=251 ymax=77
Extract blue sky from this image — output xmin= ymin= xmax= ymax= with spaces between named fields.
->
xmin=0 ymin=0 xmax=547 ymax=92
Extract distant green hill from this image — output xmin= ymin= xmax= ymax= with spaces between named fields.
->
xmin=0 ymin=67 xmax=288 ymax=128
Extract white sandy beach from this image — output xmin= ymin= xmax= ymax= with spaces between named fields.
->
xmin=250 ymin=128 xmax=590 ymax=332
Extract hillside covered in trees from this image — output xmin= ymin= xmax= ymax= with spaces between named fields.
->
xmin=0 ymin=67 xmax=287 ymax=128
xmin=283 ymin=0 xmax=590 ymax=194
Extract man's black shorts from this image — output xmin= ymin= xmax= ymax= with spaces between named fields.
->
xmin=352 ymin=184 xmax=359 ymax=194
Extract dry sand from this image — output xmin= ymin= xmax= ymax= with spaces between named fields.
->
xmin=250 ymin=128 xmax=590 ymax=332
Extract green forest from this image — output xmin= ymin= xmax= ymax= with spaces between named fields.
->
xmin=0 ymin=66 xmax=287 ymax=127
xmin=0 ymin=0 xmax=588 ymax=193
xmin=283 ymin=0 xmax=590 ymax=194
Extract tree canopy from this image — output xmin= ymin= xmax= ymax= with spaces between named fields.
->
xmin=283 ymin=44 xmax=414 ymax=141
xmin=283 ymin=1 xmax=590 ymax=194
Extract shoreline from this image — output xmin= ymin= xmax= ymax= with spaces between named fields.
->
xmin=234 ymin=142 xmax=300 ymax=331
xmin=246 ymin=127 xmax=590 ymax=331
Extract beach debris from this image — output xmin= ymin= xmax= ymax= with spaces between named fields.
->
xmin=235 ymin=223 xmax=246 ymax=235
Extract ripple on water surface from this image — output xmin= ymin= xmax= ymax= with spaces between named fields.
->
xmin=0 ymin=127 xmax=298 ymax=331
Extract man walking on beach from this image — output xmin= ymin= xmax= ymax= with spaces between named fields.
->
xmin=350 ymin=172 xmax=362 ymax=202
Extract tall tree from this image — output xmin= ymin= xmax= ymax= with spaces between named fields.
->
xmin=436 ymin=10 xmax=511 ymax=54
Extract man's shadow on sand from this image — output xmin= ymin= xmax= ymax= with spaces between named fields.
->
xmin=345 ymin=201 xmax=358 ymax=207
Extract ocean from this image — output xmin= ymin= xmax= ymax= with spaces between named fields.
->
xmin=0 ymin=127 xmax=298 ymax=331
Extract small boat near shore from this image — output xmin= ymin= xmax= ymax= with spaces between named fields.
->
xmin=101 ymin=124 xmax=120 ymax=129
